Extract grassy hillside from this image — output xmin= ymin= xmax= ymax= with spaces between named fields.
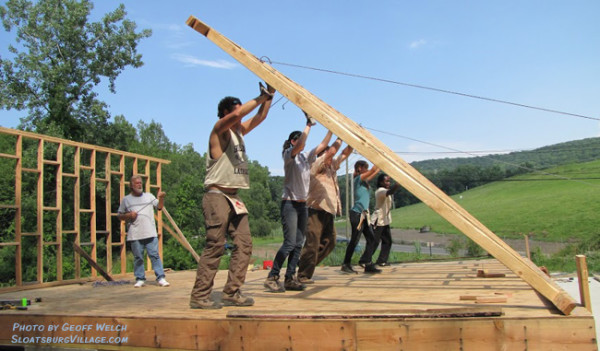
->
xmin=411 ymin=136 xmax=600 ymax=172
xmin=392 ymin=159 xmax=600 ymax=243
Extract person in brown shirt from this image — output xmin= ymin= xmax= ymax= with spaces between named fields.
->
xmin=297 ymin=134 xmax=352 ymax=284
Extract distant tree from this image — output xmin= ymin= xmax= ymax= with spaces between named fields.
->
xmin=0 ymin=0 xmax=151 ymax=144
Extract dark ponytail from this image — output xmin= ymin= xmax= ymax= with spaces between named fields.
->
xmin=283 ymin=130 xmax=302 ymax=152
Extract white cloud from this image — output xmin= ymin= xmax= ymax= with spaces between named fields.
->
xmin=409 ymin=39 xmax=427 ymax=50
xmin=171 ymin=54 xmax=238 ymax=69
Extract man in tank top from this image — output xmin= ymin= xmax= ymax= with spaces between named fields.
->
xmin=190 ymin=82 xmax=275 ymax=309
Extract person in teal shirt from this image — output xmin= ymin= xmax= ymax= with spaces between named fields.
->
xmin=342 ymin=160 xmax=380 ymax=274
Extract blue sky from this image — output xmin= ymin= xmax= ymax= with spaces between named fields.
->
xmin=1 ymin=1 xmax=599 ymax=176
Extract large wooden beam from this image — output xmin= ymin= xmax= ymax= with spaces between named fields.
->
xmin=186 ymin=16 xmax=576 ymax=315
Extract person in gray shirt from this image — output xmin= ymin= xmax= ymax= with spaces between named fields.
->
xmin=264 ymin=113 xmax=331 ymax=292
xmin=118 ymin=175 xmax=169 ymax=288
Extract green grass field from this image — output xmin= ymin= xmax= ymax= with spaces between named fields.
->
xmin=391 ymin=160 xmax=600 ymax=243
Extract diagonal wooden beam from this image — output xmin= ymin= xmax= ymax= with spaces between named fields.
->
xmin=186 ymin=15 xmax=576 ymax=315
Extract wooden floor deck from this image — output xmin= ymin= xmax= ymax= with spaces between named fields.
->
xmin=0 ymin=258 xmax=596 ymax=350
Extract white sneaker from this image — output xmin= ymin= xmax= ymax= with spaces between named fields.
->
xmin=157 ymin=278 xmax=170 ymax=287
xmin=134 ymin=280 xmax=145 ymax=288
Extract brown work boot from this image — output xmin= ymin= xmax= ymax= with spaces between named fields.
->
xmin=284 ymin=276 xmax=306 ymax=291
xmin=190 ymin=298 xmax=222 ymax=310
xmin=264 ymin=275 xmax=285 ymax=293
xmin=222 ymin=290 xmax=254 ymax=307
xmin=297 ymin=276 xmax=314 ymax=284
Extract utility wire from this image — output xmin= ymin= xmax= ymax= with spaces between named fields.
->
xmin=271 ymin=61 xmax=600 ymax=122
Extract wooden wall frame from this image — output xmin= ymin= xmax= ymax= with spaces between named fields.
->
xmin=0 ymin=127 xmax=170 ymax=290
xmin=186 ymin=15 xmax=576 ymax=315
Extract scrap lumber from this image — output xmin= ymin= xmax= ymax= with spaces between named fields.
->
xmin=186 ymin=15 xmax=576 ymax=315
xmin=73 ymin=243 xmax=113 ymax=281
xmin=576 ymin=255 xmax=592 ymax=312
xmin=477 ymin=269 xmax=506 ymax=278
xmin=159 ymin=208 xmax=200 ymax=263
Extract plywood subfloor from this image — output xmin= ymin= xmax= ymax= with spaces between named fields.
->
xmin=0 ymin=258 xmax=596 ymax=350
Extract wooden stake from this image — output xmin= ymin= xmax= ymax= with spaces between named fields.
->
xmin=576 ymin=255 xmax=592 ymax=312
xmin=524 ymin=234 xmax=531 ymax=260
xmin=186 ymin=15 xmax=576 ymax=315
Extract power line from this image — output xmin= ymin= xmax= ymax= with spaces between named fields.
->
xmin=365 ymin=126 xmax=600 ymax=188
xmin=271 ymin=61 xmax=600 ymax=122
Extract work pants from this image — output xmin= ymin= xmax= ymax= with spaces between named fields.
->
xmin=270 ymin=200 xmax=307 ymax=279
xmin=190 ymin=192 xmax=252 ymax=301
xmin=297 ymin=208 xmax=336 ymax=280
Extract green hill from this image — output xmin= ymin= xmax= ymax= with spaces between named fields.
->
xmin=411 ymin=137 xmax=600 ymax=173
xmin=392 ymin=159 xmax=600 ymax=243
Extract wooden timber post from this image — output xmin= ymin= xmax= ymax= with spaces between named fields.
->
xmin=186 ymin=15 xmax=576 ymax=315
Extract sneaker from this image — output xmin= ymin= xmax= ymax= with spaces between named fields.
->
xmin=134 ymin=280 xmax=145 ymax=288
xmin=341 ymin=264 xmax=358 ymax=274
xmin=284 ymin=276 xmax=306 ymax=291
xmin=377 ymin=262 xmax=391 ymax=267
xmin=364 ymin=263 xmax=382 ymax=274
xmin=297 ymin=276 xmax=314 ymax=284
xmin=190 ymin=298 xmax=222 ymax=310
xmin=222 ymin=290 xmax=254 ymax=307
xmin=157 ymin=278 xmax=170 ymax=287
xmin=264 ymin=275 xmax=285 ymax=293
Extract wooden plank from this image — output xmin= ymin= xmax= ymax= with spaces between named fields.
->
xmin=72 ymin=243 xmax=113 ymax=282
xmin=186 ymin=15 xmax=576 ymax=315
xmin=105 ymin=153 xmax=112 ymax=275
xmin=576 ymin=255 xmax=592 ymax=312
xmin=36 ymin=139 xmax=43 ymax=284
xmin=0 ymin=127 xmax=171 ymax=164
xmin=74 ymin=146 xmax=81 ymax=278
xmin=227 ymin=307 xmax=503 ymax=319
xmin=55 ymin=143 xmax=63 ymax=281
xmin=161 ymin=208 xmax=200 ymax=263
xmin=15 ymin=134 xmax=22 ymax=286
xmin=89 ymin=149 xmax=97 ymax=278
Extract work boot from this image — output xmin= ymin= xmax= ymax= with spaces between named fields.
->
xmin=190 ymin=298 xmax=222 ymax=310
xmin=297 ymin=276 xmax=315 ymax=284
xmin=222 ymin=290 xmax=254 ymax=307
xmin=264 ymin=275 xmax=285 ymax=293
xmin=364 ymin=263 xmax=382 ymax=274
xmin=341 ymin=264 xmax=358 ymax=274
xmin=284 ymin=276 xmax=306 ymax=291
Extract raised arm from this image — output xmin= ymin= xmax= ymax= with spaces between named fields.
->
xmin=338 ymin=144 xmax=353 ymax=164
xmin=314 ymin=130 xmax=333 ymax=156
xmin=214 ymin=95 xmax=271 ymax=136
xmin=324 ymin=137 xmax=342 ymax=164
xmin=241 ymin=83 xmax=275 ymax=135
xmin=291 ymin=121 xmax=312 ymax=157
xmin=387 ymin=182 xmax=400 ymax=196
xmin=361 ymin=164 xmax=380 ymax=182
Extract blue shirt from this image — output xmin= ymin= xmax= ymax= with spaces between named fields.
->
xmin=351 ymin=175 xmax=370 ymax=213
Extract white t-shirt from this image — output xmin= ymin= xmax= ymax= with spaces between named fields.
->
xmin=118 ymin=193 xmax=159 ymax=241
xmin=372 ymin=187 xmax=393 ymax=226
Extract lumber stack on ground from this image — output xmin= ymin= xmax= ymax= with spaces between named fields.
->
xmin=186 ymin=15 xmax=576 ymax=315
